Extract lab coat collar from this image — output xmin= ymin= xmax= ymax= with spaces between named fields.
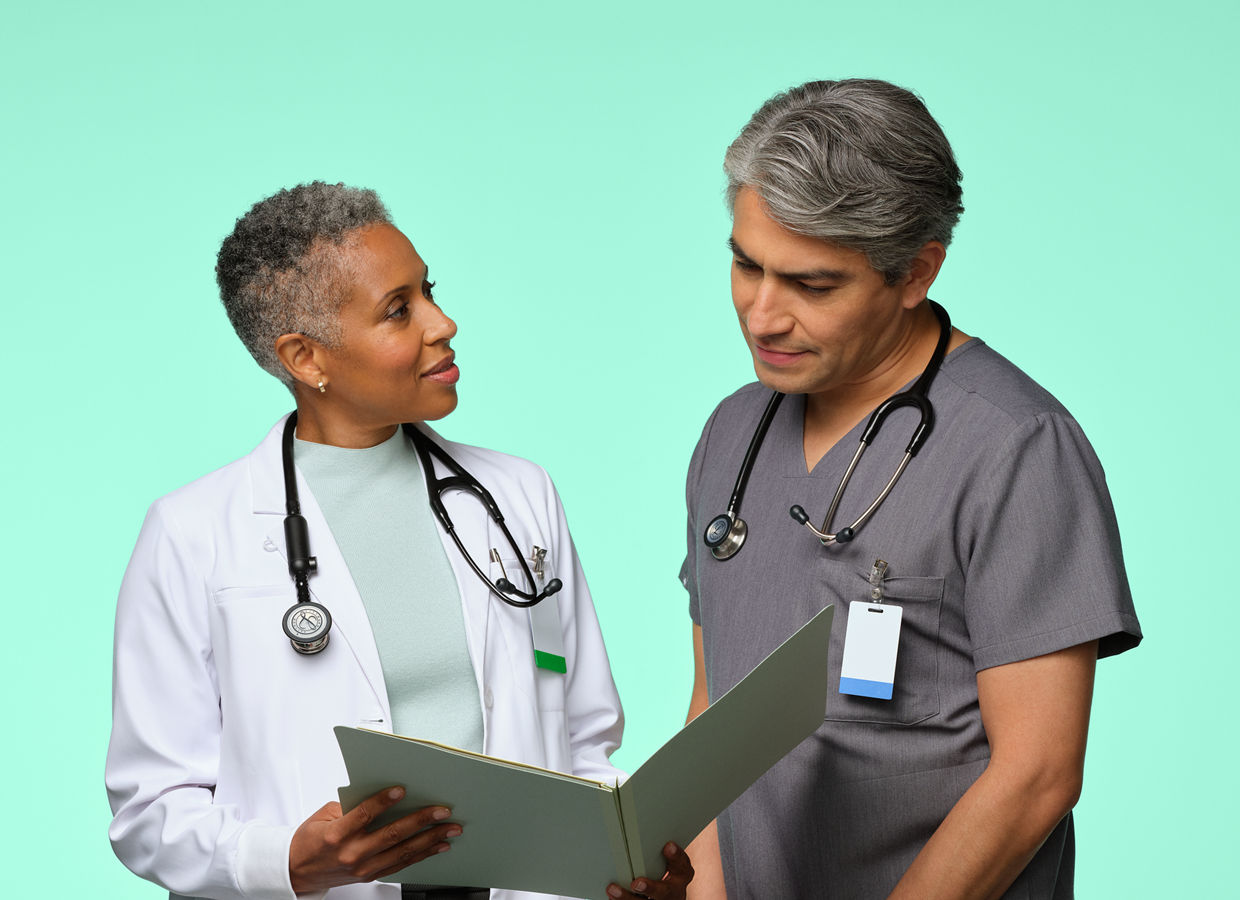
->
xmin=245 ymin=414 xmax=390 ymax=721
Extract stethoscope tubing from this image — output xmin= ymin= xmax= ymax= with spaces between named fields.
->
xmin=709 ymin=300 xmax=952 ymax=557
xmin=278 ymin=414 xmax=560 ymax=654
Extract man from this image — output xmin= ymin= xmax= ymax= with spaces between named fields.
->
xmin=681 ymin=80 xmax=1140 ymax=899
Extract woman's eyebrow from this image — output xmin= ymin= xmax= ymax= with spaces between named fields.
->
xmin=375 ymin=267 xmax=429 ymax=305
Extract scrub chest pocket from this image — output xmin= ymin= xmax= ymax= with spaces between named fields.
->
xmin=823 ymin=571 xmax=944 ymax=726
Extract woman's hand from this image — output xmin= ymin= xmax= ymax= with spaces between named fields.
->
xmin=606 ymin=842 xmax=694 ymax=900
xmin=288 ymin=786 xmax=462 ymax=894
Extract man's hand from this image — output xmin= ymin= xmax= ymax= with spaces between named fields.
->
xmin=607 ymin=842 xmax=694 ymax=899
xmin=288 ymin=786 xmax=462 ymax=894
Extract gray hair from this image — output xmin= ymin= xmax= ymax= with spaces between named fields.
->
xmin=216 ymin=181 xmax=392 ymax=386
xmin=724 ymin=79 xmax=964 ymax=283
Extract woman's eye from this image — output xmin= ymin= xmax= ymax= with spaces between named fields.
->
xmin=423 ymin=279 xmax=437 ymax=302
xmin=385 ymin=302 xmax=409 ymax=320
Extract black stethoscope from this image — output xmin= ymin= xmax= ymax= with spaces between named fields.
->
xmin=280 ymin=414 xmax=562 ymax=654
xmin=703 ymin=300 xmax=952 ymax=561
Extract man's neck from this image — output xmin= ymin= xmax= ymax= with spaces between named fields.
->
xmin=801 ymin=305 xmax=959 ymax=473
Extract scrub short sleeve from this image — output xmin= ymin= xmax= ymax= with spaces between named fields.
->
xmin=682 ymin=406 xmax=723 ymax=625
xmin=962 ymin=412 xmax=1141 ymax=670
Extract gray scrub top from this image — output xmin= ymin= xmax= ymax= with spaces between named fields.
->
xmin=681 ymin=338 xmax=1141 ymax=900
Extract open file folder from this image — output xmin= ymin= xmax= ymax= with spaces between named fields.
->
xmin=336 ymin=604 xmax=833 ymax=899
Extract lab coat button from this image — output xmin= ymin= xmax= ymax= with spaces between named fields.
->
xmin=484 ymin=688 xmax=494 ymax=708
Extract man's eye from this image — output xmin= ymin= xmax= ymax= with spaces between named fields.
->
xmin=423 ymin=279 xmax=437 ymax=302
xmin=733 ymin=259 xmax=760 ymax=273
xmin=800 ymin=284 xmax=833 ymax=296
xmin=386 ymin=302 xmax=409 ymax=320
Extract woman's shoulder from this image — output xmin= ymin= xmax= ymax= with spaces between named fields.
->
xmin=148 ymin=418 xmax=286 ymax=520
xmin=418 ymin=426 xmax=552 ymax=486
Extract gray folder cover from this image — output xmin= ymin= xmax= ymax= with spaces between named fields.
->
xmin=336 ymin=604 xmax=832 ymax=899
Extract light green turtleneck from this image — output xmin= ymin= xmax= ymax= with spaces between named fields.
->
xmin=295 ymin=427 xmax=484 ymax=751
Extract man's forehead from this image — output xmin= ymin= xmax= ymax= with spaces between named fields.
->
xmin=729 ymin=187 xmax=873 ymax=274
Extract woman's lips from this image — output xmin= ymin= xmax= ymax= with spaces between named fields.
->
xmin=423 ymin=355 xmax=460 ymax=385
xmin=754 ymin=345 xmax=808 ymax=367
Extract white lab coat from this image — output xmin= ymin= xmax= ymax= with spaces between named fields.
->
xmin=106 ymin=417 xmax=625 ymax=900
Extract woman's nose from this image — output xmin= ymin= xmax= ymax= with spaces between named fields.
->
xmin=427 ymin=306 xmax=457 ymax=344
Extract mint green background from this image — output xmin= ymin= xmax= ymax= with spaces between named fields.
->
xmin=3 ymin=1 xmax=1235 ymax=896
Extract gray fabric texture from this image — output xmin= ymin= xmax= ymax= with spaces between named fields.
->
xmin=680 ymin=338 xmax=1140 ymax=899
xmin=296 ymin=428 xmax=484 ymax=751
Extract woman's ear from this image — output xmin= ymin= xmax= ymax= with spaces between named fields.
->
xmin=274 ymin=333 xmax=326 ymax=393
xmin=899 ymin=241 xmax=947 ymax=309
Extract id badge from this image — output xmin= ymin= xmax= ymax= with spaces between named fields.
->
xmin=529 ymin=572 xmax=566 ymax=674
xmin=839 ymin=601 xmax=902 ymax=700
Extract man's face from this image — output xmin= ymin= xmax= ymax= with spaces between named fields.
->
xmin=729 ymin=187 xmax=922 ymax=399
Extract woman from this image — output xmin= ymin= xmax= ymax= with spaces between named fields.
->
xmin=106 ymin=183 xmax=692 ymax=900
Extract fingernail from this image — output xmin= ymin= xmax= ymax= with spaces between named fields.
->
xmin=388 ymin=787 xmax=404 ymax=800
xmin=446 ymin=826 xmax=462 ymax=837
xmin=633 ymin=880 xmax=648 ymax=892
xmin=432 ymin=807 xmax=451 ymax=820
xmin=664 ymin=841 xmax=678 ymax=856
xmin=606 ymin=887 xmax=622 ymax=899
xmin=435 ymin=842 xmax=451 ymax=854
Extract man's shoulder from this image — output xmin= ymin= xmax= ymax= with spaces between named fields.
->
xmin=937 ymin=339 xmax=1074 ymax=427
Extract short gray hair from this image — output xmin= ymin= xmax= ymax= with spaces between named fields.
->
xmin=724 ymin=79 xmax=964 ymax=283
xmin=216 ymin=181 xmax=392 ymax=386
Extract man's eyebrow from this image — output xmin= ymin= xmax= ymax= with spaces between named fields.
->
xmin=727 ymin=235 xmax=852 ymax=282
xmin=727 ymin=235 xmax=753 ymax=262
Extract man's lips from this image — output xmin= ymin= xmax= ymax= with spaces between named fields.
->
xmin=754 ymin=345 xmax=809 ymax=367
xmin=423 ymin=354 xmax=460 ymax=384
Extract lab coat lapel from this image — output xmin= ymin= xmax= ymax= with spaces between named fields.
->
xmin=411 ymin=424 xmax=492 ymax=732
xmin=248 ymin=416 xmax=391 ymax=721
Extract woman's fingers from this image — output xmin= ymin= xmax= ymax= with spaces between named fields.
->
xmin=661 ymin=842 xmax=694 ymax=885
xmin=289 ymin=787 xmax=461 ymax=893
xmin=332 ymin=786 xmax=408 ymax=840
xmin=608 ymin=843 xmax=694 ymax=899
xmin=368 ymin=822 xmax=462 ymax=880
xmin=353 ymin=802 xmax=457 ymax=860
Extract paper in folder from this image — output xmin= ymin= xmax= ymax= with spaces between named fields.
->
xmin=336 ymin=604 xmax=833 ymax=899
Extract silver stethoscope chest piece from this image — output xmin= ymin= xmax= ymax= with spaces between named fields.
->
xmin=703 ymin=391 xmax=786 ymax=560
xmin=704 ymin=512 xmax=748 ymax=560
xmin=282 ymin=600 xmax=332 ymax=654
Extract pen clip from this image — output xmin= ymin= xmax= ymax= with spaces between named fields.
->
xmin=489 ymin=548 xmax=510 ymax=583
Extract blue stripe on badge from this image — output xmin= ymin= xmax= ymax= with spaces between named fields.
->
xmin=840 ymin=676 xmax=894 ymax=700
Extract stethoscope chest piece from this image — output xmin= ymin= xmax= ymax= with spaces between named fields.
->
xmin=704 ymin=513 xmax=747 ymax=560
xmin=283 ymin=601 xmax=332 ymax=655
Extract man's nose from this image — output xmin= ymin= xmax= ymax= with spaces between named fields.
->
xmin=745 ymin=279 xmax=791 ymax=337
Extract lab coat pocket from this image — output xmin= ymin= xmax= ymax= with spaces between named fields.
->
xmin=210 ymin=585 xmax=382 ymax=732
xmin=488 ymin=555 xmax=567 ymax=714
xmin=823 ymin=571 xmax=944 ymax=726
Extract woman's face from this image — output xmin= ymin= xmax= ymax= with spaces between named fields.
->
xmin=314 ymin=224 xmax=459 ymax=431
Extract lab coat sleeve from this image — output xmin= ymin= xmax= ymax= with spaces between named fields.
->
xmin=542 ymin=470 xmax=625 ymax=784
xmin=106 ymin=501 xmax=301 ymax=900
